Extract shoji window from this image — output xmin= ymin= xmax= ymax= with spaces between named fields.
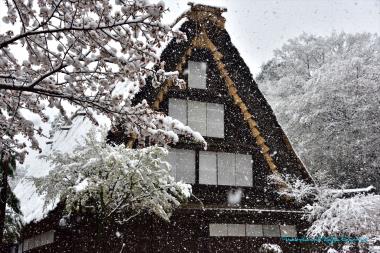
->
xmin=227 ymin=224 xmax=246 ymax=236
xmin=218 ymin=153 xmax=235 ymax=185
xmin=206 ymin=103 xmax=224 ymax=138
xmin=280 ymin=225 xmax=298 ymax=237
xmin=168 ymin=99 xmax=224 ymax=138
xmin=235 ymin=154 xmax=253 ymax=186
xmin=209 ymin=224 xmax=297 ymax=238
xmin=209 ymin=223 xmax=228 ymax=237
xmin=263 ymin=225 xmax=281 ymax=237
xmin=246 ymin=224 xmax=263 ymax=237
xmin=168 ymin=98 xmax=187 ymax=125
xmin=167 ymin=149 xmax=196 ymax=183
xmin=199 ymin=151 xmax=252 ymax=186
xmin=199 ymin=151 xmax=217 ymax=185
xmin=188 ymin=61 xmax=207 ymax=89
xmin=188 ymin=100 xmax=207 ymax=135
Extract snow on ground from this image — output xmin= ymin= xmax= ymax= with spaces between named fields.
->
xmin=13 ymin=114 xmax=109 ymax=223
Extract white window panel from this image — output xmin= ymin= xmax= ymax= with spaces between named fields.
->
xmin=235 ymin=154 xmax=253 ymax=186
xmin=227 ymin=224 xmax=246 ymax=236
xmin=209 ymin=223 xmax=228 ymax=236
xmin=263 ymin=225 xmax=281 ymax=237
xmin=199 ymin=151 xmax=217 ymax=185
xmin=167 ymin=150 xmax=177 ymax=179
xmin=280 ymin=225 xmax=297 ymax=237
xmin=207 ymin=103 xmax=224 ymax=138
xmin=188 ymin=100 xmax=207 ymax=136
xmin=246 ymin=224 xmax=263 ymax=237
xmin=175 ymin=149 xmax=195 ymax=183
xmin=188 ymin=61 xmax=207 ymax=89
xmin=217 ymin=152 xmax=235 ymax=185
xmin=168 ymin=98 xmax=187 ymax=125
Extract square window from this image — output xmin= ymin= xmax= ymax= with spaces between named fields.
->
xmin=235 ymin=154 xmax=253 ymax=186
xmin=263 ymin=225 xmax=281 ymax=237
xmin=209 ymin=223 xmax=228 ymax=236
xmin=280 ymin=225 xmax=297 ymax=237
xmin=217 ymin=152 xmax=235 ymax=185
xmin=207 ymin=103 xmax=224 ymax=138
xmin=188 ymin=61 xmax=207 ymax=89
xmin=246 ymin=224 xmax=263 ymax=237
xmin=199 ymin=151 xmax=217 ymax=185
xmin=227 ymin=224 xmax=246 ymax=236
xmin=188 ymin=100 xmax=207 ymax=135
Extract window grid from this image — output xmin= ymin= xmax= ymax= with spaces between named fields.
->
xmin=199 ymin=151 xmax=252 ymax=186
xmin=167 ymin=149 xmax=253 ymax=186
xmin=209 ymin=224 xmax=297 ymax=238
xmin=168 ymin=98 xmax=224 ymax=138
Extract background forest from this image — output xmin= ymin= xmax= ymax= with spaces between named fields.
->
xmin=257 ymin=32 xmax=380 ymax=190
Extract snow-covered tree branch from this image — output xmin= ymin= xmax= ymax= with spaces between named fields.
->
xmin=0 ymin=0 xmax=205 ymax=162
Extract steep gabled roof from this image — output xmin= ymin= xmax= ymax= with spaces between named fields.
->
xmin=148 ymin=3 xmax=313 ymax=184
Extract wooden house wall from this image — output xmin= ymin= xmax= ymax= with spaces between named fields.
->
xmin=19 ymin=207 xmax=316 ymax=253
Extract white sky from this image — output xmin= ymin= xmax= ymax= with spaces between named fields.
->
xmin=162 ymin=0 xmax=380 ymax=76
xmin=1 ymin=0 xmax=378 ymax=75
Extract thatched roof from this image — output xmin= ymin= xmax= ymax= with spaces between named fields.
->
xmin=138 ymin=4 xmax=313 ymax=184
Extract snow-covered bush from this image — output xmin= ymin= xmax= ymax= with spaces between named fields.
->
xmin=34 ymin=130 xmax=191 ymax=223
xmin=268 ymin=173 xmax=317 ymax=204
xmin=270 ymin=174 xmax=379 ymax=249
xmin=307 ymin=194 xmax=380 ymax=239
xmin=259 ymin=243 xmax=283 ymax=253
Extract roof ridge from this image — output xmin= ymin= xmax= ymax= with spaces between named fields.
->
xmin=171 ymin=3 xmax=227 ymax=29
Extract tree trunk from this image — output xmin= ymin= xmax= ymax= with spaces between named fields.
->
xmin=0 ymin=156 xmax=9 ymax=244
xmin=95 ymin=216 xmax=107 ymax=253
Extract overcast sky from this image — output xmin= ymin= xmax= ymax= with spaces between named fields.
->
xmin=162 ymin=0 xmax=380 ymax=76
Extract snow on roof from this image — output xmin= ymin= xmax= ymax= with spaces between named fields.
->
xmin=13 ymin=114 xmax=107 ymax=223
xmin=329 ymin=185 xmax=376 ymax=194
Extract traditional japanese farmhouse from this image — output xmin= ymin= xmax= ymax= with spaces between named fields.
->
xmin=12 ymin=4 xmax=317 ymax=253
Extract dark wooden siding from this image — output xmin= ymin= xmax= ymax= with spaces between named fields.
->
xmin=20 ymin=207 xmax=316 ymax=253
